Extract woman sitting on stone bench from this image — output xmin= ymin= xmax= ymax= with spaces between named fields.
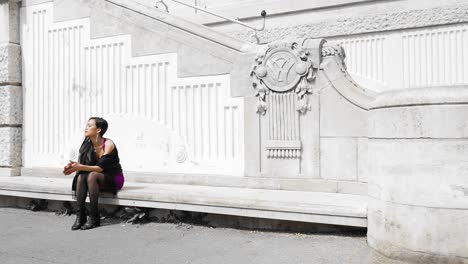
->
xmin=63 ymin=117 xmax=125 ymax=230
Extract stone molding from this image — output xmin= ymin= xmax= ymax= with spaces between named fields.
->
xmin=233 ymin=4 xmax=468 ymax=42
xmin=370 ymin=86 xmax=468 ymax=109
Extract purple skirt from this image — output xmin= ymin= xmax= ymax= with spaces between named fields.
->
xmin=115 ymin=172 xmax=124 ymax=190
xmin=99 ymin=172 xmax=125 ymax=192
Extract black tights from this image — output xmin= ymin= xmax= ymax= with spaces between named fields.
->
xmin=76 ymin=172 xmax=105 ymax=217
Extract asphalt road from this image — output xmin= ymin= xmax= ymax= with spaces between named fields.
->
xmin=0 ymin=207 xmax=406 ymax=264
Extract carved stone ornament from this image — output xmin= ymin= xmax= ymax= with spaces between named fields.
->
xmin=321 ymin=43 xmax=361 ymax=88
xmin=322 ymin=43 xmax=347 ymax=71
xmin=251 ymin=41 xmax=319 ymax=114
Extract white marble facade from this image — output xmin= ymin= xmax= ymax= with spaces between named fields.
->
xmin=20 ymin=2 xmax=244 ymax=175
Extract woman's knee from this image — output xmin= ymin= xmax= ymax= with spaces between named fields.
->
xmin=87 ymin=172 xmax=100 ymax=183
xmin=77 ymin=174 xmax=87 ymax=184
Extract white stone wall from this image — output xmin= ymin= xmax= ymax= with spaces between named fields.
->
xmin=20 ymin=2 xmax=245 ymax=175
xmin=319 ymin=86 xmax=368 ymax=183
xmin=367 ymin=87 xmax=468 ymax=262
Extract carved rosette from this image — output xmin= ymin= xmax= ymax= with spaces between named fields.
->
xmin=250 ymin=42 xmax=318 ymax=114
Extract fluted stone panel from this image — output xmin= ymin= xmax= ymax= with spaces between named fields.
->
xmin=20 ymin=2 xmax=244 ymax=174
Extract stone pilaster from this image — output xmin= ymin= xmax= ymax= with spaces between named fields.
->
xmin=0 ymin=0 xmax=22 ymax=176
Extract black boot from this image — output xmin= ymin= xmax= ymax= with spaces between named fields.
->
xmin=80 ymin=214 xmax=100 ymax=230
xmin=81 ymin=210 xmax=101 ymax=230
xmin=73 ymin=174 xmax=89 ymax=230
xmin=82 ymin=184 xmax=101 ymax=230
xmin=71 ymin=210 xmax=87 ymax=230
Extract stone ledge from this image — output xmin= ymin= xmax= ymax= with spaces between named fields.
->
xmin=0 ymin=176 xmax=368 ymax=227
xmin=20 ymin=167 xmax=368 ymax=195
xmin=370 ymin=86 xmax=468 ymax=109
xmin=0 ymin=167 xmax=21 ymax=176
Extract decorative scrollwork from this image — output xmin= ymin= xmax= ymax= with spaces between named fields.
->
xmin=294 ymin=46 xmax=318 ymax=114
xmin=251 ymin=54 xmax=269 ymax=114
xmin=322 ymin=43 xmax=347 ymax=71
xmin=251 ymin=41 xmax=319 ymax=114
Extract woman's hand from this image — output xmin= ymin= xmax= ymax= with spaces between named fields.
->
xmin=63 ymin=160 xmax=82 ymax=175
xmin=63 ymin=161 xmax=72 ymax=174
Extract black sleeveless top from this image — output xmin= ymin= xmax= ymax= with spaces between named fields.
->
xmin=71 ymin=137 xmax=123 ymax=198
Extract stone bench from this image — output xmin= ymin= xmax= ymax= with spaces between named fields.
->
xmin=0 ymin=176 xmax=368 ymax=227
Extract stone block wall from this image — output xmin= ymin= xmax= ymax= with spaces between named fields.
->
xmin=367 ymin=87 xmax=468 ymax=262
xmin=0 ymin=0 xmax=22 ymax=176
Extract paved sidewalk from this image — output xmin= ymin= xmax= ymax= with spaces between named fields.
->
xmin=0 ymin=207 xmax=406 ymax=264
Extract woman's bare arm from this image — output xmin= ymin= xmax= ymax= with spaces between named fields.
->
xmin=77 ymin=164 xmax=103 ymax=173
xmin=63 ymin=140 xmax=115 ymax=175
xmin=63 ymin=160 xmax=103 ymax=175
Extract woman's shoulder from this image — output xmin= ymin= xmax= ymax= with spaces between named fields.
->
xmin=104 ymin=138 xmax=116 ymax=145
xmin=104 ymin=138 xmax=116 ymax=153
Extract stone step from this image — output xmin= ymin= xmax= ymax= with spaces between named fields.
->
xmin=0 ymin=176 xmax=368 ymax=227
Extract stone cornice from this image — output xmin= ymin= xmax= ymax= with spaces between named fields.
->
xmin=233 ymin=4 xmax=468 ymax=42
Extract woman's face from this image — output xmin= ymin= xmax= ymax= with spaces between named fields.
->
xmin=84 ymin=119 xmax=100 ymax=137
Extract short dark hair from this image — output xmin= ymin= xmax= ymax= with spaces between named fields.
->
xmin=89 ymin=117 xmax=108 ymax=137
